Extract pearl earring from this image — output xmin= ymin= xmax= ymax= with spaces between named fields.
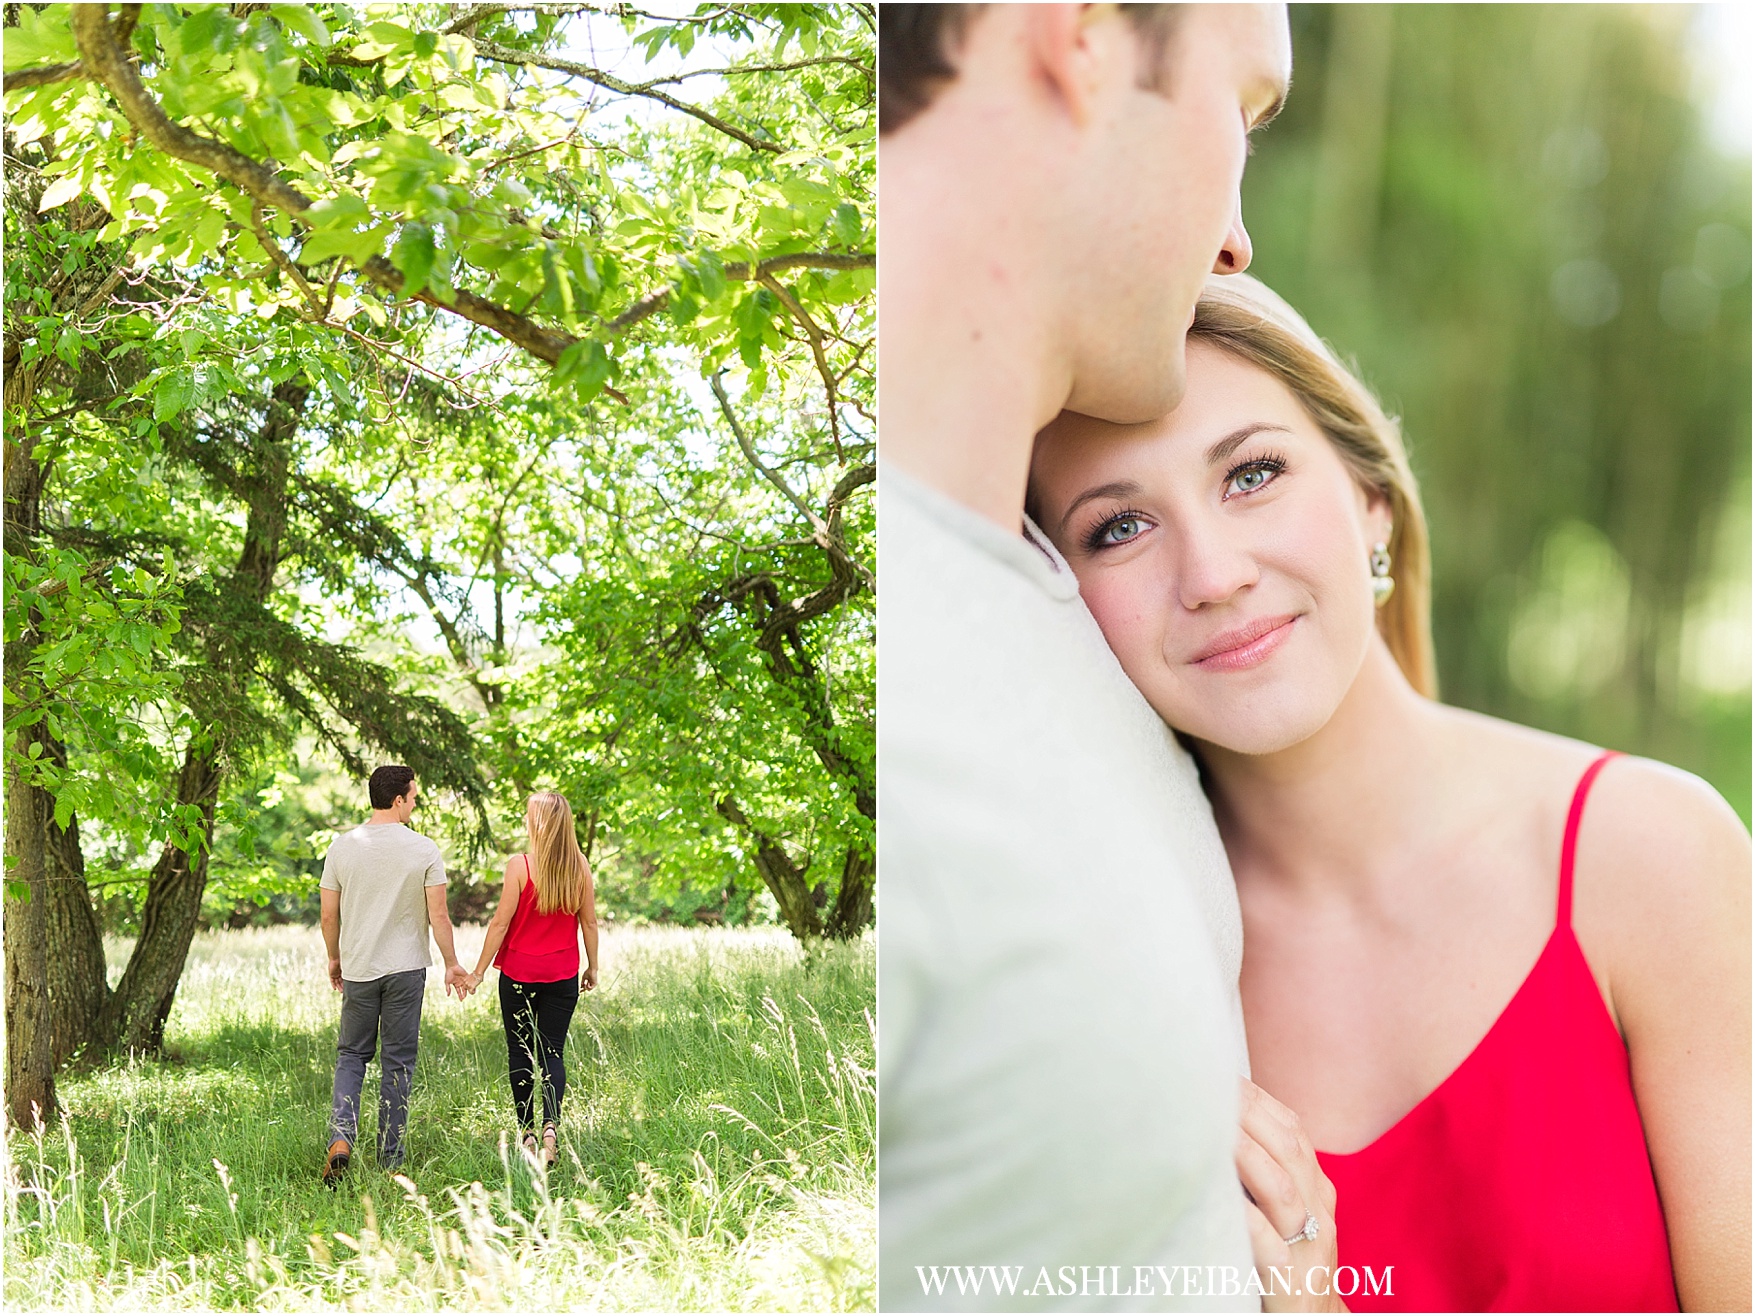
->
xmin=1370 ymin=541 xmax=1395 ymax=606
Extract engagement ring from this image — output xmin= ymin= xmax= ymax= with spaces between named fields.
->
xmin=1283 ymin=1211 xmax=1320 ymax=1245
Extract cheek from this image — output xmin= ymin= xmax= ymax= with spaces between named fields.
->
xmin=1076 ymin=565 xmax=1164 ymax=662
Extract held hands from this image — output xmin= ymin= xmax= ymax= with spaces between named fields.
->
xmin=444 ymin=963 xmax=480 ymax=1000
xmin=1236 ymin=1077 xmax=1345 ymax=1314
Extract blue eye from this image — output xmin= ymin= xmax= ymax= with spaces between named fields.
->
xmin=1099 ymin=515 xmax=1145 ymax=545
xmin=1223 ymin=456 xmax=1287 ymax=499
xmin=1083 ymin=510 xmax=1151 ymax=552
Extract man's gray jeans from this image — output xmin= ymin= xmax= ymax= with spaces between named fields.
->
xmin=329 ymin=967 xmax=425 ymax=1166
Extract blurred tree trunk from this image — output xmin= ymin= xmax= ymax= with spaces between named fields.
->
xmin=1307 ymin=4 xmax=1394 ymax=285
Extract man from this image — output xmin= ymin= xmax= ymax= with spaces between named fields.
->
xmin=319 ymin=764 xmax=468 ymax=1184
xmin=879 ymin=5 xmax=1292 ymax=1309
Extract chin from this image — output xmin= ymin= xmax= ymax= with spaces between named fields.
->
xmin=1070 ymin=347 xmax=1187 ymax=425
xmin=1170 ymin=697 xmax=1334 ymax=758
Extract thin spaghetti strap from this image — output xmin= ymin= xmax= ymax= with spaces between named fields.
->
xmin=1558 ymin=750 xmax=1620 ymax=927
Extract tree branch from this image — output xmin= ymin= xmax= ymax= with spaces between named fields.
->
xmin=69 ymin=5 xmax=581 ymax=366
xmin=637 ymin=56 xmax=874 ymax=87
xmin=3 ymin=61 xmax=86 ymax=93
xmin=471 ymin=38 xmax=783 ymax=153
xmin=67 ymin=6 xmax=869 ymax=383
xmin=758 ymin=271 xmax=841 ymax=459
xmin=606 ymin=251 xmax=873 ymax=333
xmin=250 ymin=202 xmax=324 ymax=316
xmin=710 ymin=371 xmax=824 ymax=536
xmin=440 ymin=3 xmax=601 ymax=35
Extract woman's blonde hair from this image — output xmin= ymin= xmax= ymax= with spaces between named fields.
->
xmin=525 ymin=791 xmax=592 ymax=915
xmin=1189 ymin=274 xmax=1438 ymax=698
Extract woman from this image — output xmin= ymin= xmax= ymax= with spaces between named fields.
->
xmin=1027 ymin=275 xmax=1749 ymax=1312
xmin=465 ymin=791 xmax=601 ymax=1167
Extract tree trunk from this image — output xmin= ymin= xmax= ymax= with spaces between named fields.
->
xmin=716 ymin=796 xmax=824 ymax=940
xmin=42 ymin=739 xmax=106 ymax=1069
xmin=824 ymin=843 xmax=873 ymax=940
xmin=95 ymin=745 xmax=222 ymax=1053
xmin=4 ymin=405 xmax=58 ymax=1124
xmin=4 ymin=744 xmax=58 ymax=1129
xmin=94 ymin=378 xmax=307 ymax=1055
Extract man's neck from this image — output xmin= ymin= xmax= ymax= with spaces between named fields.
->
xmin=367 ymin=810 xmax=403 ymax=826
xmin=880 ymin=126 xmax=1073 ymax=533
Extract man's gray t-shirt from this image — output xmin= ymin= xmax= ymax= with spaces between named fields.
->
xmin=320 ymin=823 xmax=446 ymax=982
xmin=879 ymin=466 xmax=1254 ymax=1312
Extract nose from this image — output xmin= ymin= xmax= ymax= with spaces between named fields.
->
xmin=1174 ymin=520 xmax=1259 ymax=612
xmin=1212 ymin=202 xmax=1253 ymax=276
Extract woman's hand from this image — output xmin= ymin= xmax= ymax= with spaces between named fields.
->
xmin=581 ymin=965 xmax=597 ymax=992
xmin=1236 ymin=1077 xmax=1345 ymax=1313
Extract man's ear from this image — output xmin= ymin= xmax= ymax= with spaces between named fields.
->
xmin=1024 ymin=4 xmax=1114 ymax=127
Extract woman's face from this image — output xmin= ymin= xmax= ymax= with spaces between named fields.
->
xmin=1031 ymin=341 xmax=1391 ymax=755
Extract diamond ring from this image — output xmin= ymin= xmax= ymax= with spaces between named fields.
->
xmin=1282 ymin=1211 xmax=1319 ymax=1245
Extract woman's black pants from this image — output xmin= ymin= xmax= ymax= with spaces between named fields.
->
xmin=498 ymin=972 xmax=580 ymax=1131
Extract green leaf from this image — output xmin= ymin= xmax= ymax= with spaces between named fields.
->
xmin=572 ymin=342 xmax=614 ymax=400
xmin=393 ymin=222 xmax=436 ymax=298
xmin=153 ymin=370 xmax=195 ymax=422
xmin=278 ymin=6 xmax=332 ymax=47
xmin=3 ymin=8 xmax=77 ymax=70
xmin=37 ymin=175 xmax=83 ymax=213
xmin=832 ymin=202 xmax=861 ymax=247
xmin=193 ymin=206 xmax=228 ymax=257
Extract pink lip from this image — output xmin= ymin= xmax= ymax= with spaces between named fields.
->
xmin=1189 ymin=614 xmax=1298 ymax=672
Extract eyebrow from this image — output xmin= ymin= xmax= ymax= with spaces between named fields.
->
xmin=1249 ymin=66 xmax=1291 ymax=135
xmin=1252 ymin=83 xmax=1289 ymax=133
xmin=1205 ymin=422 xmax=1292 ymax=465
xmin=1057 ymin=479 xmax=1144 ymax=538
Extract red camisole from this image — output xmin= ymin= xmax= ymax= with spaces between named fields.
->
xmin=1315 ymin=752 xmax=1679 ymax=1312
xmin=493 ymin=855 xmax=581 ymax=983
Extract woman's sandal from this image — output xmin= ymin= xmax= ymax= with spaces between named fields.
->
xmin=541 ymin=1122 xmax=558 ymax=1168
xmin=521 ymin=1131 xmax=539 ymax=1163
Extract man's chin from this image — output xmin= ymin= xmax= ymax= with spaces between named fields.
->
xmin=1066 ymin=361 xmax=1187 ymax=426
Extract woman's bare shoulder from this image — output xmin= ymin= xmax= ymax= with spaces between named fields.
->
xmin=1579 ymin=754 xmax=1749 ymax=926
xmin=1429 ymin=702 xmax=1746 ymax=909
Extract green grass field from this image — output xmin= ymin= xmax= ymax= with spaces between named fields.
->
xmin=3 ymin=924 xmax=874 ymax=1311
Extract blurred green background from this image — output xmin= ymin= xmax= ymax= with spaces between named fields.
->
xmin=1242 ymin=4 xmax=1752 ymax=822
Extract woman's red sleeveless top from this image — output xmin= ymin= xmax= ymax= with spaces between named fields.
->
xmin=494 ymin=855 xmax=581 ymax=983
xmin=1315 ymin=752 xmax=1678 ymax=1312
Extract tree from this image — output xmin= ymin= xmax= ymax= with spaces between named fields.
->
xmin=4 ymin=2 xmax=875 ymax=1118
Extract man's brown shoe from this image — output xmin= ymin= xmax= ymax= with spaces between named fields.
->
xmin=322 ymin=1138 xmax=351 ymax=1188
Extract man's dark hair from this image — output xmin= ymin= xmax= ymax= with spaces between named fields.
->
xmin=369 ymin=765 xmax=416 ymax=810
xmin=880 ymin=4 xmax=1182 ymax=135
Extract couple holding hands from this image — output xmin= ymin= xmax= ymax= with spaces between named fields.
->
xmin=319 ymin=766 xmax=599 ymax=1183
xmin=879 ymin=4 xmax=1748 ymax=1312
